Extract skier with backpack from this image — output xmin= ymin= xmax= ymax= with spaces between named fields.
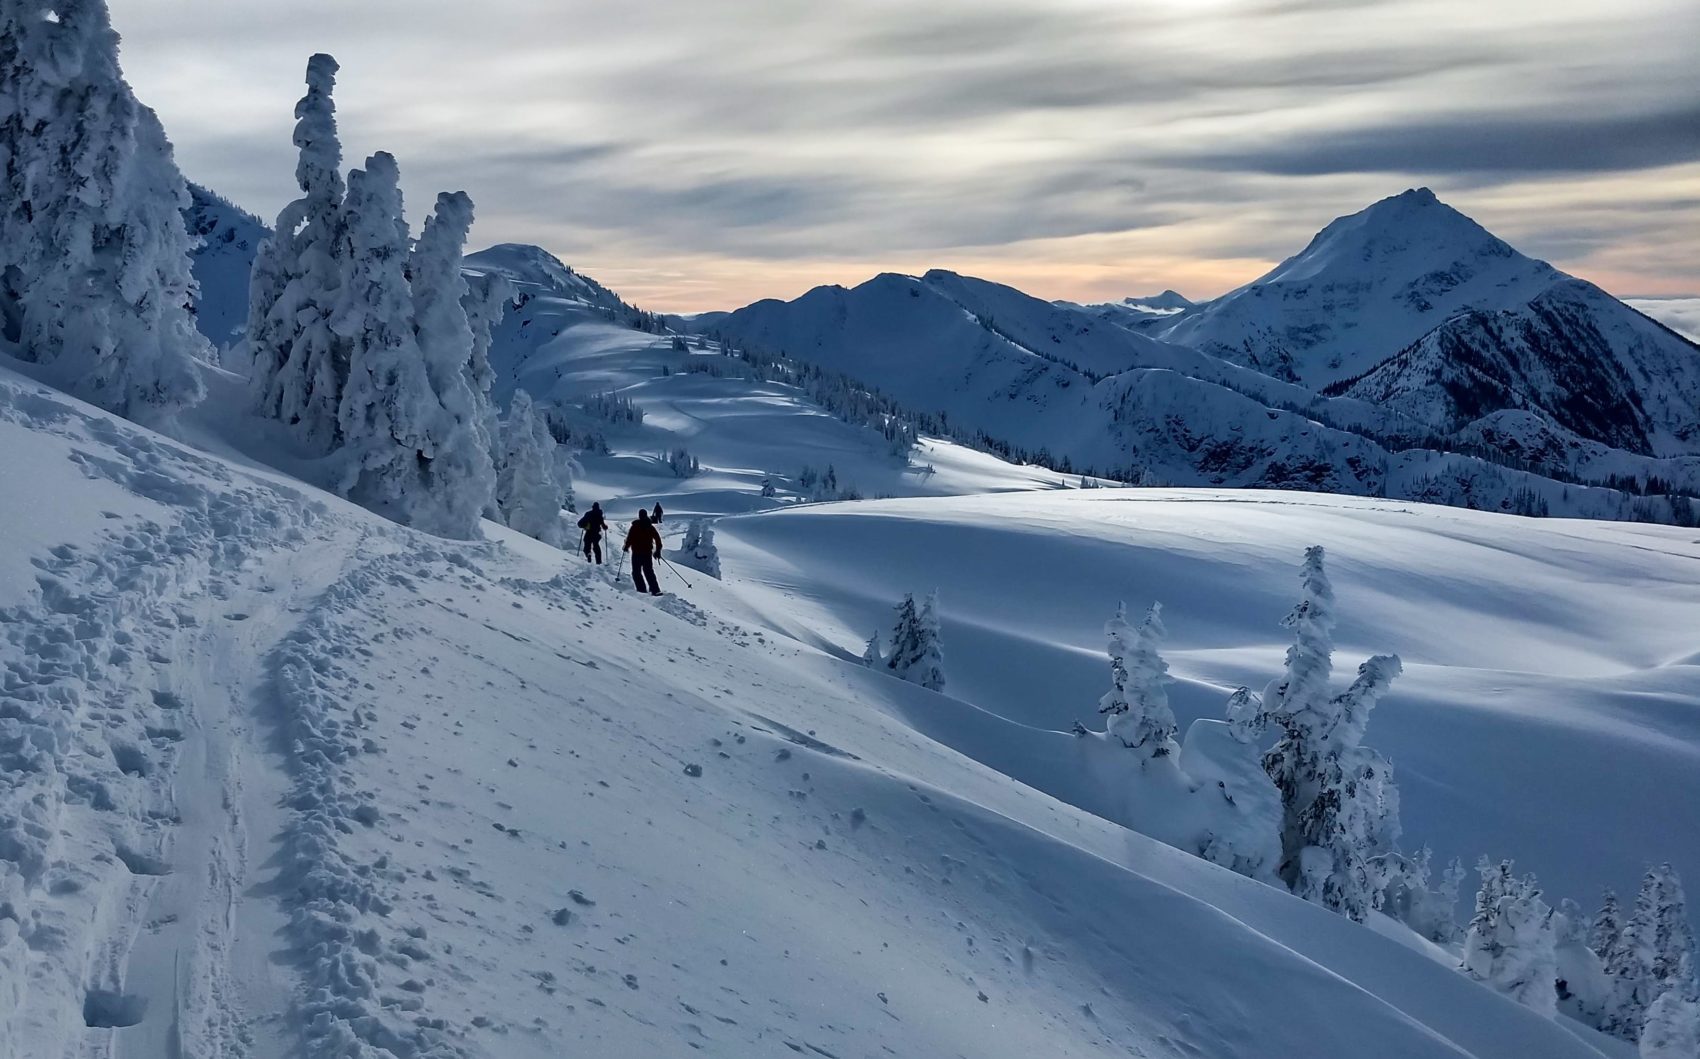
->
xmin=623 ymin=508 xmax=664 ymax=596
xmin=576 ymin=502 xmax=608 ymax=564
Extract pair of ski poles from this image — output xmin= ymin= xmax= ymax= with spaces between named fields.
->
xmin=608 ymin=529 xmax=692 ymax=588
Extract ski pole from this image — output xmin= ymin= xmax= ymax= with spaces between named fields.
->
xmin=658 ymin=553 xmax=693 ymax=589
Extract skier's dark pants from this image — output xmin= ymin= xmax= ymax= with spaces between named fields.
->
xmin=584 ymin=535 xmax=603 ymax=564
xmin=631 ymin=552 xmax=660 ymax=594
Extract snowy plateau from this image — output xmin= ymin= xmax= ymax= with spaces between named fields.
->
xmin=4 ymin=13 xmax=1700 ymax=1059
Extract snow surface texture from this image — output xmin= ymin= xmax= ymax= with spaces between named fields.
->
xmin=0 ymin=357 xmax=1662 ymax=1058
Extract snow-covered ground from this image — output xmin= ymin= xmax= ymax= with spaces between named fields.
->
xmin=713 ymin=490 xmax=1700 ymax=917
xmin=6 ymin=351 xmax=1680 ymax=1057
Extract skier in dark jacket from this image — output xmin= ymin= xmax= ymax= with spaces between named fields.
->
xmin=652 ymin=502 xmax=664 ymax=524
xmin=577 ymin=503 xmax=608 ymax=564
xmin=624 ymin=509 xmax=664 ymax=595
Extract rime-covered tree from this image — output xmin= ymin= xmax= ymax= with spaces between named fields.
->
xmin=333 ymin=152 xmax=464 ymax=533
xmin=249 ymin=53 xmax=346 ymax=448
xmin=677 ymin=518 xmax=721 ymax=578
xmin=1462 ymin=860 xmax=1558 ymax=1016
xmin=493 ymin=389 xmax=569 ymax=545
xmin=407 ymin=190 xmax=496 ymax=531
xmin=1596 ymin=890 xmax=1627 ymax=968
xmin=461 ymin=267 xmax=510 ymax=481
xmin=1261 ymin=546 xmax=1403 ymax=920
xmin=1609 ymin=865 xmax=1700 ymax=1039
xmin=0 ymin=0 xmax=206 ymax=418
xmin=1641 ymin=958 xmax=1700 ymax=1059
xmin=887 ymin=591 xmax=945 ymax=692
xmin=1556 ymin=896 xmax=1611 ymax=1026
xmin=1098 ymin=602 xmax=1177 ymax=756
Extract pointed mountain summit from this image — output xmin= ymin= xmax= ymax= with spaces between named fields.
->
xmin=1159 ymin=188 xmax=1564 ymax=384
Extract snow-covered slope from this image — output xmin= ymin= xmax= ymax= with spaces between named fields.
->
xmin=4 ymin=360 xmax=1649 ymax=1059
xmin=714 ymin=490 xmax=1700 ymax=923
xmin=470 ymin=243 xmax=1103 ymax=520
xmin=1333 ymin=278 xmax=1700 ymax=458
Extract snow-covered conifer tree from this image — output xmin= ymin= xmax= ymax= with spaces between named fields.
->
xmin=1653 ymin=866 xmax=1696 ymax=992
xmin=1556 ymin=896 xmax=1611 ymax=1025
xmin=1609 ymin=866 xmax=1695 ymax=1038
xmin=1261 ymin=546 xmax=1403 ymax=921
xmin=1 ymin=0 xmax=206 ymax=419
xmin=887 ymin=591 xmax=945 ymax=692
xmin=407 ymin=190 xmax=496 ymax=531
xmin=1098 ymin=603 xmax=1177 ymax=756
xmin=250 ymin=53 xmax=346 ymax=448
xmin=493 ymin=389 xmax=569 ymax=545
xmin=1641 ymin=955 xmax=1700 ymax=1059
xmin=1461 ymin=861 xmax=1558 ymax=1016
xmin=1597 ymin=889 xmax=1627 ymax=967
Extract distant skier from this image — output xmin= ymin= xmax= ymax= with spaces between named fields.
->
xmin=652 ymin=502 xmax=664 ymax=524
xmin=576 ymin=502 xmax=607 ymax=564
xmin=623 ymin=509 xmax=664 ymax=596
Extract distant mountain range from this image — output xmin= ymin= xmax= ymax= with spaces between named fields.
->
xmin=182 ymin=186 xmax=1700 ymax=524
xmin=706 ymin=189 xmax=1700 ymax=521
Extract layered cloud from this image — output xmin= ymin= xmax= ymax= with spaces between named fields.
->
xmin=119 ymin=0 xmax=1700 ymax=309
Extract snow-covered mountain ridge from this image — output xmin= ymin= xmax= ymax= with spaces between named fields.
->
xmin=708 ymin=190 xmax=1700 ymax=522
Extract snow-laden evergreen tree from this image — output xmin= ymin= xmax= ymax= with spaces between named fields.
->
xmin=1641 ymin=956 xmax=1700 ymax=1059
xmin=249 ymin=53 xmax=346 ymax=448
xmin=1224 ymin=686 xmax=1265 ymax=743
xmin=1608 ymin=865 xmax=1700 ymax=1039
xmin=886 ymin=591 xmax=945 ymax=692
xmin=1596 ymin=889 xmax=1627 ymax=967
xmin=460 ymin=267 xmax=510 ymax=490
xmin=677 ymin=518 xmax=721 ymax=578
xmin=1376 ymin=847 xmax=1463 ymax=944
xmin=407 ymin=190 xmax=496 ymax=530
xmin=493 ymin=388 xmax=569 ymax=546
xmin=1260 ymin=547 xmax=1403 ymax=921
xmin=1654 ymin=866 xmax=1697 ymax=992
xmin=0 ymin=0 xmax=206 ymax=419
xmin=1097 ymin=603 xmax=1177 ymax=756
xmin=1556 ymin=896 xmax=1612 ymax=1026
xmin=330 ymin=152 xmax=474 ymax=537
xmin=1461 ymin=860 xmax=1558 ymax=1016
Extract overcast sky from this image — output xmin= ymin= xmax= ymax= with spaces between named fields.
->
xmin=118 ymin=0 xmax=1700 ymax=310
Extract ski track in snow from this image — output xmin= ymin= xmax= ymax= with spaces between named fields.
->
xmin=0 ymin=377 xmax=322 ymax=1057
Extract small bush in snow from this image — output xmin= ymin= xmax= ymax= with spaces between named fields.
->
xmin=676 ymin=518 xmax=720 ymax=579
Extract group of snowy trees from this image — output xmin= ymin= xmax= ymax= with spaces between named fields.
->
xmin=864 ymin=591 xmax=945 ymax=693
xmin=244 ymin=55 xmax=567 ymax=542
xmin=0 ymin=0 xmax=209 ymax=419
xmin=1082 ymin=547 xmax=1404 ymax=917
xmin=1076 ymin=545 xmax=1698 ymax=1049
